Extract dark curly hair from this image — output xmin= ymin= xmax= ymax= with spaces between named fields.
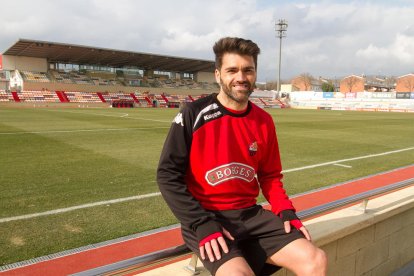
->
xmin=213 ymin=37 xmax=261 ymax=70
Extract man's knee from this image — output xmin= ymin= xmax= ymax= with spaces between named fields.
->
xmin=302 ymin=247 xmax=327 ymax=275
xmin=215 ymin=257 xmax=255 ymax=276
xmin=216 ymin=266 xmax=254 ymax=276
xmin=218 ymin=270 xmax=254 ymax=276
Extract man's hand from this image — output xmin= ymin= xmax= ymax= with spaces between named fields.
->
xmin=199 ymin=228 xmax=234 ymax=262
xmin=280 ymin=210 xmax=312 ymax=241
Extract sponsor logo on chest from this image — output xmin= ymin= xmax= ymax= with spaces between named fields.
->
xmin=205 ymin=162 xmax=255 ymax=186
xmin=203 ymin=111 xmax=222 ymax=121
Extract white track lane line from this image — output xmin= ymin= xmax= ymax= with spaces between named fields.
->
xmin=1 ymin=147 xmax=413 ymax=223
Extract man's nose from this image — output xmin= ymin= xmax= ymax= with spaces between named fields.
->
xmin=235 ymin=71 xmax=247 ymax=81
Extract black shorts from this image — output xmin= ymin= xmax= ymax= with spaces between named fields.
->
xmin=181 ymin=205 xmax=304 ymax=276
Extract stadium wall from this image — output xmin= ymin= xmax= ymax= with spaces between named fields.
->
xmin=289 ymin=91 xmax=414 ymax=112
xmin=195 ymin=71 xmax=215 ymax=83
xmin=2 ymin=55 xmax=48 ymax=72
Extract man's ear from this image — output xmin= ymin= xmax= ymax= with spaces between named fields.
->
xmin=215 ymin=69 xmax=221 ymax=84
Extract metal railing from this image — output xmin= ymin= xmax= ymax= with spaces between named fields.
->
xmin=72 ymin=178 xmax=414 ymax=276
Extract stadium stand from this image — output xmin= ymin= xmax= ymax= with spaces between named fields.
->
xmin=49 ymin=70 xmax=75 ymax=84
xmin=118 ymin=71 xmax=143 ymax=87
xmin=87 ymin=71 xmax=120 ymax=86
xmin=65 ymin=91 xmax=101 ymax=103
xmin=71 ymin=71 xmax=94 ymax=85
xmin=99 ymin=91 xmax=134 ymax=103
xmin=19 ymin=90 xmax=60 ymax=102
xmin=132 ymin=93 xmax=153 ymax=107
xmin=1 ymin=39 xmax=412 ymax=112
xmin=1 ymin=39 xmax=223 ymax=97
xmin=0 ymin=89 xmax=11 ymax=101
xmin=20 ymin=71 xmax=51 ymax=83
xmin=15 ymin=69 xmax=221 ymax=95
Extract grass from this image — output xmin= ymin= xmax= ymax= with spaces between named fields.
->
xmin=0 ymin=106 xmax=413 ymax=265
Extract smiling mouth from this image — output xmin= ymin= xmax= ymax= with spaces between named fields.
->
xmin=233 ymin=83 xmax=250 ymax=90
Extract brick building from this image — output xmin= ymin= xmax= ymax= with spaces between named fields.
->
xmin=291 ymin=74 xmax=322 ymax=91
xmin=339 ymin=75 xmax=365 ymax=92
xmin=396 ymin=74 xmax=414 ymax=92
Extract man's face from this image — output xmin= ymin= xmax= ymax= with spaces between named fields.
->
xmin=215 ymin=53 xmax=257 ymax=104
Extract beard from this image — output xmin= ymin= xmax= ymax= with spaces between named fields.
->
xmin=219 ymin=78 xmax=254 ymax=104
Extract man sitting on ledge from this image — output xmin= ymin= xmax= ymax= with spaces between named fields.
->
xmin=157 ymin=37 xmax=327 ymax=276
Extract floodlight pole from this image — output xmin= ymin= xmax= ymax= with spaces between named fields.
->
xmin=275 ymin=19 xmax=288 ymax=98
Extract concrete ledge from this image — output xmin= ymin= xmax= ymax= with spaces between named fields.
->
xmin=137 ymin=186 xmax=414 ymax=275
xmin=308 ymin=186 xmax=414 ymax=248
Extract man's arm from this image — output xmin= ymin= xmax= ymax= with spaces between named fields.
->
xmin=257 ymin=118 xmax=310 ymax=240
xmin=157 ymin=107 xmax=228 ymax=258
xmin=257 ymin=119 xmax=294 ymax=214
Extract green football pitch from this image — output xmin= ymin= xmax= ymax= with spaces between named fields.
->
xmin=0 ymin=106 xmax=413 ymax=265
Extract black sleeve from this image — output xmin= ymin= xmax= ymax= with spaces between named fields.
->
xmin=156 ymin=106 xmax=221 ymax=242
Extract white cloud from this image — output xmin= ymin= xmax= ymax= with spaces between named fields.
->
xmin=356 ymin=33 xmax=414 ymax=65
xmin=392 ymin=33 xmax=414 ymax=62
xmin=0 ymin=0 xmax=413 ymax=81
xmin=356 ymin=44 xmax=390 ymax=59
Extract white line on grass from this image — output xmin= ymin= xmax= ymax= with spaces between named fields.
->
xmin=44 ymin=109 xmax=172 ymax=123
xmin=0 ymin=192 xmax=161 ymax=223
xmin=282 ymin=146 xmax=414 ymax=173
xmin=0 ymin=127 xmax=170 ymax=135
xmin=1 ymin=146 xmax=413 ymax=223
xmin=333 ymin=163 xmax=353 ymax=168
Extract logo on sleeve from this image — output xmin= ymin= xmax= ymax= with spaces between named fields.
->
xmin=205 ymin=163 xmax=255 ymax=186
xmin=173 ymin=112 xmax=184 ymax=126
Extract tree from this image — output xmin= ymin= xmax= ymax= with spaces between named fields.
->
xmin=299 ymin=73 xmax=313 ymax=91
xmin=321 ymin=81 xmax=335 ymax=92
xmin=343 ymin=76 xmax=360 ymax=92
xmin=403 ymin=78 xmax=414 ymax=92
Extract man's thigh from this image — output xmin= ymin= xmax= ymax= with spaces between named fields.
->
xmin=215 ymin=257 xmax=254 ymax=276
xmin=266 ymin=238 xmax=321 ymax=272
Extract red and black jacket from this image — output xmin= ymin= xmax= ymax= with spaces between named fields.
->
xmin=157 ymin=93 xmax=295 ymax=242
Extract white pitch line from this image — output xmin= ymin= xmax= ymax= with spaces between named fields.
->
xmin=0 ymin=127 xmax=170 ymax=135
xmin=282 ymin=146 xmax=414 ymax=173
xmin=333 ymin=163 xmax=353 ymax=168
xmin=1 ymin=146 xmax=413 ymax=223
xmin=44 ymin=109 xmax=172 ymax=123
xmin=0 ymin=109 xmax=173 ymax=134
xmin=0 ymin=192 xmax=161 ymax=223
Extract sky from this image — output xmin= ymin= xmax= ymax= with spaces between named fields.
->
xmin=1 ymin=0 xmax=414 ymax=82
